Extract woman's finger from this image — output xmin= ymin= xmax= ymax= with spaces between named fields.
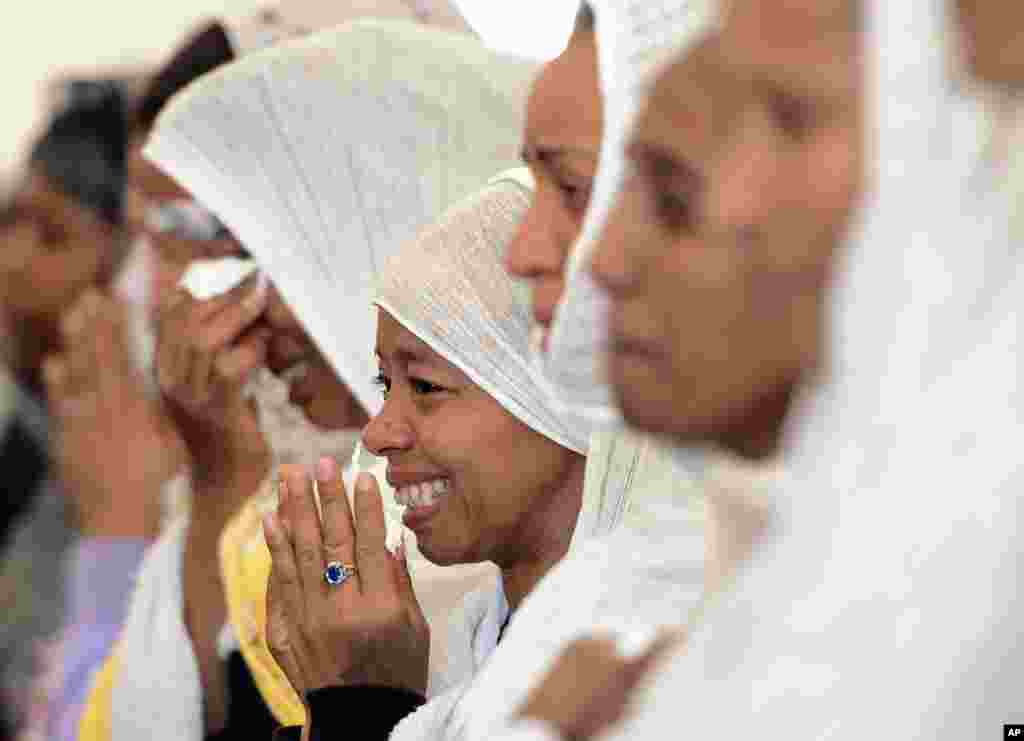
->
xmin=621 ymin=631 xmax=682 ymax=690
xmin=263 ymin=509 xmax=308 ymax=633
xmin=212 ymin=326 xmax=271 ymax=389
xmin=315 ymin=457 xmax=357 ymax=572
xmin=352 ymin=473 xmax=391 ymax=595
xmin=189 ymin=274 xmax=267 ymax=354
xmin=155 ymin=298 xmax=192 ymax=397
xmin=88 ymin=296 xmax=133 ymax=402
xmin=60 ymin=292 xmax=98 ymax=397
xmin=266 ymin=559 xmax=309 ymax=698
xmin=282 ymin=465 xmax=328 ymax=604
xmin=392 ymin=533 xmax=428 ymax=632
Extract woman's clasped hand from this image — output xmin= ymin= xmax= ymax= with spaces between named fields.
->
xmin=264 ymin=459 xmax=431 ymax=699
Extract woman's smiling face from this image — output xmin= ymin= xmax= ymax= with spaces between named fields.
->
xmin=363 ymin=310 xmax=584 ymax=568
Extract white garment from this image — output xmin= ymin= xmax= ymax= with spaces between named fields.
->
xmin=376 ymin=173 xmax=589 ymax=455
xmin=595 ymin=1 xmax=1024 ymax=738
xmin=394 ymin=575 xmax=508 ymax=739
xmin=146 ymin=20 xmax=536 ymax=419
xmin=110 ymin=520 xmax=203 ymax=740
xmin=428 ymin=574 xmax=509 ymax=698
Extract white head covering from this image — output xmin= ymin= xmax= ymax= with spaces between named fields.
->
xmin=376 ymin=171 xmax=590 ymax=455
xmin=599 ymin=1 xmax=1024 ymax=737
xmin=145 ymin=19 xmax=536 ymax=419
xmin=224 ymin=0 xmax=472 ymax=54
xmin=539 ymin=0 xmax=719 ymax=426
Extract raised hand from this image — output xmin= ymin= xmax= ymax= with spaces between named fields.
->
xmin=264 ymin=459 xmax=430 ymax=697
xmin=44 ymin=289 xmax=185 ymax=536
xmin=154 ymin=272 xmax=270 ymax=489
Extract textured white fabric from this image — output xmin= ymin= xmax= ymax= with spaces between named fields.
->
xmin=593 ymin=2 xmax=1024 ymax=738
xmin=427 ymin=574 xmax=508 ymax=698
xmin=376 ymin=173 xmax=590 ymax=455
xmin=539 ymin=0 xmax=718 ymax=424
xmin=225 ymin=0 xmax=472 ymax=54
xmin=146 ymin=20 xmax=536 ymax=418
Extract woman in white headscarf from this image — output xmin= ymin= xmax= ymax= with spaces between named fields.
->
xmin=79 ymin=18 xmax=533 ymax=740
xmin=564 ymin=1 xmax=1023 ymax=737
xmin=509 ymin=1 xmax=1023 ymax=739
xmin=262 ymin=172 xmax=591 ymax=739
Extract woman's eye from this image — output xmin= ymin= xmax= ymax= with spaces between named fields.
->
xmin=372 ymin=372 xmax=391 ymax=398
xmin=36 ymin=216 xmax=68 ymax=250
xmin=769 ymin=92 xmax=814 ymax=141
xmin=410 ymin=377 xmax=443 ymax=396
xmin=560 ymin=182 xmax=591 ymax=214
xmin=653 ymin=189 xmax=698 ymax=235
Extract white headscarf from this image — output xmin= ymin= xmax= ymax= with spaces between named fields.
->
xmin=224 ymin=0 xmax=472 ymax=54
xmin=598 ymin=1 xmax=1024 ymax=737
xmin=145 ymin=19 xmax=536 ymax=419
xmin=376 ymin=171 xmax=590 ymax=455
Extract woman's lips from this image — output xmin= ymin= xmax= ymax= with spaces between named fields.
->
xmin=401 ymin=501 xmax=444 ymax=531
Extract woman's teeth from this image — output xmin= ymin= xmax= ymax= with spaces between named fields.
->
xmin=394 ymin=478 xmax=450 ymax=508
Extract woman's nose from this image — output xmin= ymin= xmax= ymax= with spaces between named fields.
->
xmin=362 ymin=399 xmax=414 ymax=457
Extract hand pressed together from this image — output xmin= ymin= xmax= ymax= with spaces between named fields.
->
xmin=44 ymin=289 xmax=184 ymax=537
xmin=264 ymin=459 xmax=430 ymax=699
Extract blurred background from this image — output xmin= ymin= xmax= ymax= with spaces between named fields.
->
xmin=0 ymin=0 xmax=580 ymax=184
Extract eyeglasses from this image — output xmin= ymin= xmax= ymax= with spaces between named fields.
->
xmin=145 ymin=199 xmax=231 ymax=242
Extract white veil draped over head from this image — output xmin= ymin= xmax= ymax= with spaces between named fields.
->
xmin=224 ymin=0 xmax=472 ymax=54
xmin=599 ymin=0 xmax=1024 ymax=737
xmin=376 ymin=171 xmax=590 ymax=456
xmin=108 ymin=21 xmax=534 ymax=740
xmin=146 ymin=19 xmax=536 ymax=420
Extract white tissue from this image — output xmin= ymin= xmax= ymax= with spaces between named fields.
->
xmin=178 ymin=257 xmax=258 ymax=301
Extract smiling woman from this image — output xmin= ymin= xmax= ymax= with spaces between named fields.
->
xmin=370 ymin=174 xmax=588 ymax=609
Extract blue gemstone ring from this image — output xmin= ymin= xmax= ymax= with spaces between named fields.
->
xmin=324 ymin=561 xmax=356 ymax=587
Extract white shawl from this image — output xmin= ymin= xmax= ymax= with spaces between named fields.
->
xmin=145 ymin=19 xmax=536 ymax=418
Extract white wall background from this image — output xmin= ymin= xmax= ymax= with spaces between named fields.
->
xmin=0 ymin=0 xmax=578 ymax=183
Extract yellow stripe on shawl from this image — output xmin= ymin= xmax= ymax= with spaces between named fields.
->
xmin=78 ymin=647 xmax=120 ymax=741
xmin=218 ymin=489 xmax=307 ymax=727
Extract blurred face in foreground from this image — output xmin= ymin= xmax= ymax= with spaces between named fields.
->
xmin=592 ymin=0 xmax=863 ymax=459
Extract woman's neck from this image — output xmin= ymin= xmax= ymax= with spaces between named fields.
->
xmin=497 ymin=454 xmax=586 ymax=612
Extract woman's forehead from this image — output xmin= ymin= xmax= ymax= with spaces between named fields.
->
xmin=637 ymin=39 xmax=739 ymax=164
xmin=721 ymin=0 xmax=861 ymax=86
xmin=376 ymin=311 xmax=445 ymax=365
